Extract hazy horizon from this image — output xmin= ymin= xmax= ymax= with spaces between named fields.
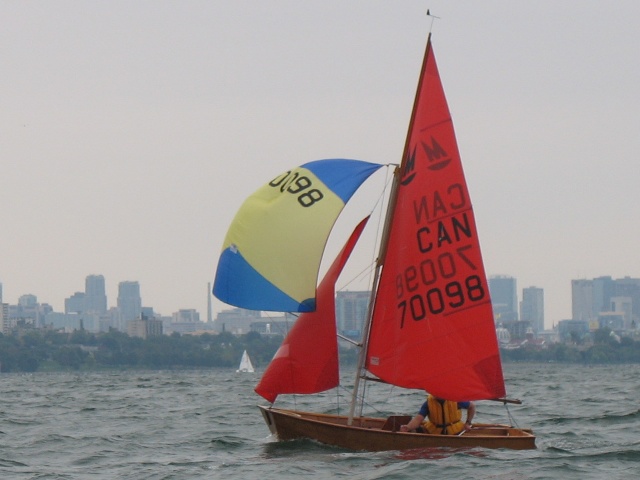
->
xmin=3 ymin=1 xmax=639 ymax=329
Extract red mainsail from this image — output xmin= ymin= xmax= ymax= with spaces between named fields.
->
xmin=255 ymin=217 xmax=369 ymax=403
xmin=365 ymin=38 xmax=505 ymax=401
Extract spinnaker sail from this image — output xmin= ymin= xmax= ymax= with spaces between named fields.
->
xmin=213 ymin=159 xmax=381 ymax=312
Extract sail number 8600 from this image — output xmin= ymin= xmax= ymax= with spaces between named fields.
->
xmin=398 ymin=275 xmax=485 ymax=328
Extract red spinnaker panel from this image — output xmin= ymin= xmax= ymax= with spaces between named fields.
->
xmin=255 ymin=217 xmax=369 ymax=403
xmin=366 ymin=40 xmax=505 ymax=401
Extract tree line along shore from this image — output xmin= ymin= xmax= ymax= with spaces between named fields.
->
xmin=0 ymin=328 xmax=639 ymax=373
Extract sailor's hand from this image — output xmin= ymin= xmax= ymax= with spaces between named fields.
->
xmin=400 ymin=425 xmax=410 ymax=432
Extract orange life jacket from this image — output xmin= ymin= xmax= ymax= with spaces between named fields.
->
xmin=422 ymin=395 xmax=464 ymax=435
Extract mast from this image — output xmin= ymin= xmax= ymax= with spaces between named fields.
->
xmin=347 ymin=33 xmax=434 ymax=423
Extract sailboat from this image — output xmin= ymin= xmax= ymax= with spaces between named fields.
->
xmin=213 ymin=33 xmax=535 ymax=451
xmin=237 ymin=350 xmax=255 ymax=373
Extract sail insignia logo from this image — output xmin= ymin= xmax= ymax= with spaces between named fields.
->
xmin=402 ymin=137 xmax=451 ymax=185
xmin=400 ymin=145 xmax=417 ymax=185
xmin=422 ymin=136 xmax=451 ymax=170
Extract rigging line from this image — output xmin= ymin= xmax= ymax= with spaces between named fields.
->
xmin=504 ymin=403 xmax=521 ymax=428
xmin=337 ymin=260 xmax=376 ymax=291
xmin=338 ymin=384 xmax=374 ymax=414
xmin=370 ymin=164 xmax=396 ymax=261
xmin=336 ymin=383 xmax=400 ymax=418
xmin=335 ymin=164 xmax=394 ymax=292
xmin=361 ymin=384 xmax=403 ymax=417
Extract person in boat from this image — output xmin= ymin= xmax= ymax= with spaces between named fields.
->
xmin=400 ymin=394 xmax=476 ymax=435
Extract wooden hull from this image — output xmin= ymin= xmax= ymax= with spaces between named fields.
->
xmin=258 ymin=406 xmax=536 ymax=451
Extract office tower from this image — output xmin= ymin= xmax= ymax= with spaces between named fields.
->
xmin=521 ymin=286 xmax=544 ymax=333
xmin=571 ymin=279 xmax=593 ymax=321
xmin=85 ymin=275 xmax=107 ymax=314
xmin=118 ymin=281 xmax=141 ymax=326
xmin=572 ymin=276 xmax=615 ymax=321
xmin=592 ymin=276 xmax=616 ymax=318
xmin=65 ymin=292 xmax=86 ymax=314
xmin=572 ymin=276 xmax=640 ymax=328
xmin=489 ymin=275 xmax=518 ymax=322
xmin=336 ymin=291 xmax=369 ymax=337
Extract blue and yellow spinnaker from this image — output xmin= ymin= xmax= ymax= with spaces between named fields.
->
xmin=213 ymin=159 xmax=382 ymax=312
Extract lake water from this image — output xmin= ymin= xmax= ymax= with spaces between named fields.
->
xmin=0 ymin=363 xmax=638 ymax=479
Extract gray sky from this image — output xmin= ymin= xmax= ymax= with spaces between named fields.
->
xmin=2 ymin=1 xmax=639 ymax=329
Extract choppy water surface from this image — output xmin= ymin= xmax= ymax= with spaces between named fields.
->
xmin=0 ymin=363 xmax=638 ymax=479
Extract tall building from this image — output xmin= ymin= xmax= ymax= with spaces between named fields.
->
xmin=489 ymin=275 xmax=518 ymax=323
xmin=1 ymin=302 xmax=7 ymax=335
xmin=520 ymin=286 xmax=544 ymax=333
xmin=117 ymin=281 xmax=141 ymax=328
xmin=10 ymin=295 xmax=51 ymax=328
xmin=613 ymin=277 xmax=640 ymax=328
xmin=336 ymin=291 xmax=370 ymax=337
xmin=572 ymin=276 xmax=640 ymax=328
xmin=571 ymin=279 xmax=593 ymax=321
xmin=85 ymin=275 xmax=107 ymax=314
xmin=18 ymin=294 xmax=37 ymax=307
xmin=65 ymin=292 xmax=86 ymax=314
xmin=610 ymin=296 xmax=632 ymax=329
xmin=573 ymin=276 xmax=617 ymax=321
xmin=591 ymin=276 xmax=615 ymax=319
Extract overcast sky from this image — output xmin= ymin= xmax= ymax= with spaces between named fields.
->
xmin=2 ymin=1 xmax=639 ymax=329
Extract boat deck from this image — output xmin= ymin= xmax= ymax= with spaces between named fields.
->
xmin=259 ymin=406 xmax=536 ymax=451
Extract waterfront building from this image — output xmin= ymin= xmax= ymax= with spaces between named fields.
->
xmin=571 ymin=279 xmax=594 ymax=322
xmin=336 ymin=290 xmax=369 ymax=338
xmin=489 ymin=275 xmax=518 ymax=323
xmin=172 ymin=309 xmax=200 ymax=323
xmin=521 ymin=286 xmax=544 ymax=333
xmin=117 ymin=281 xmax=141 ymax=330
xmin=65 ymin=292 xmax=85 ymax=314
xmin=9 ymin=295 xmax=52 ymax=328
xmin=85 ymin=275 xmax=107 ymax=314
xmin=1 ymin=303 xmax=8 ymax=335
xmin=213 ymin=307 xmax=262 ymax=334
xmin=127 ymin=317 xmax=163 ymax=339
xmin=572 ymin=276 xmax=640 ymax=330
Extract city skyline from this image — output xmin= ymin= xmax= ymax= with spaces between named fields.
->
xmin=2 ymin=2 xmax=639 ymax=329
xmin=4 ymin=272 xmax=640 ymax=333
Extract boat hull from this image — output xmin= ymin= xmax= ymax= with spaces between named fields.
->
xmin=258 ymin=406 xmax=536 ymax=451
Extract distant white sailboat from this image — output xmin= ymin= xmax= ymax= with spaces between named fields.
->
xmin=237 ymin=350 xmax=255 ymax=373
